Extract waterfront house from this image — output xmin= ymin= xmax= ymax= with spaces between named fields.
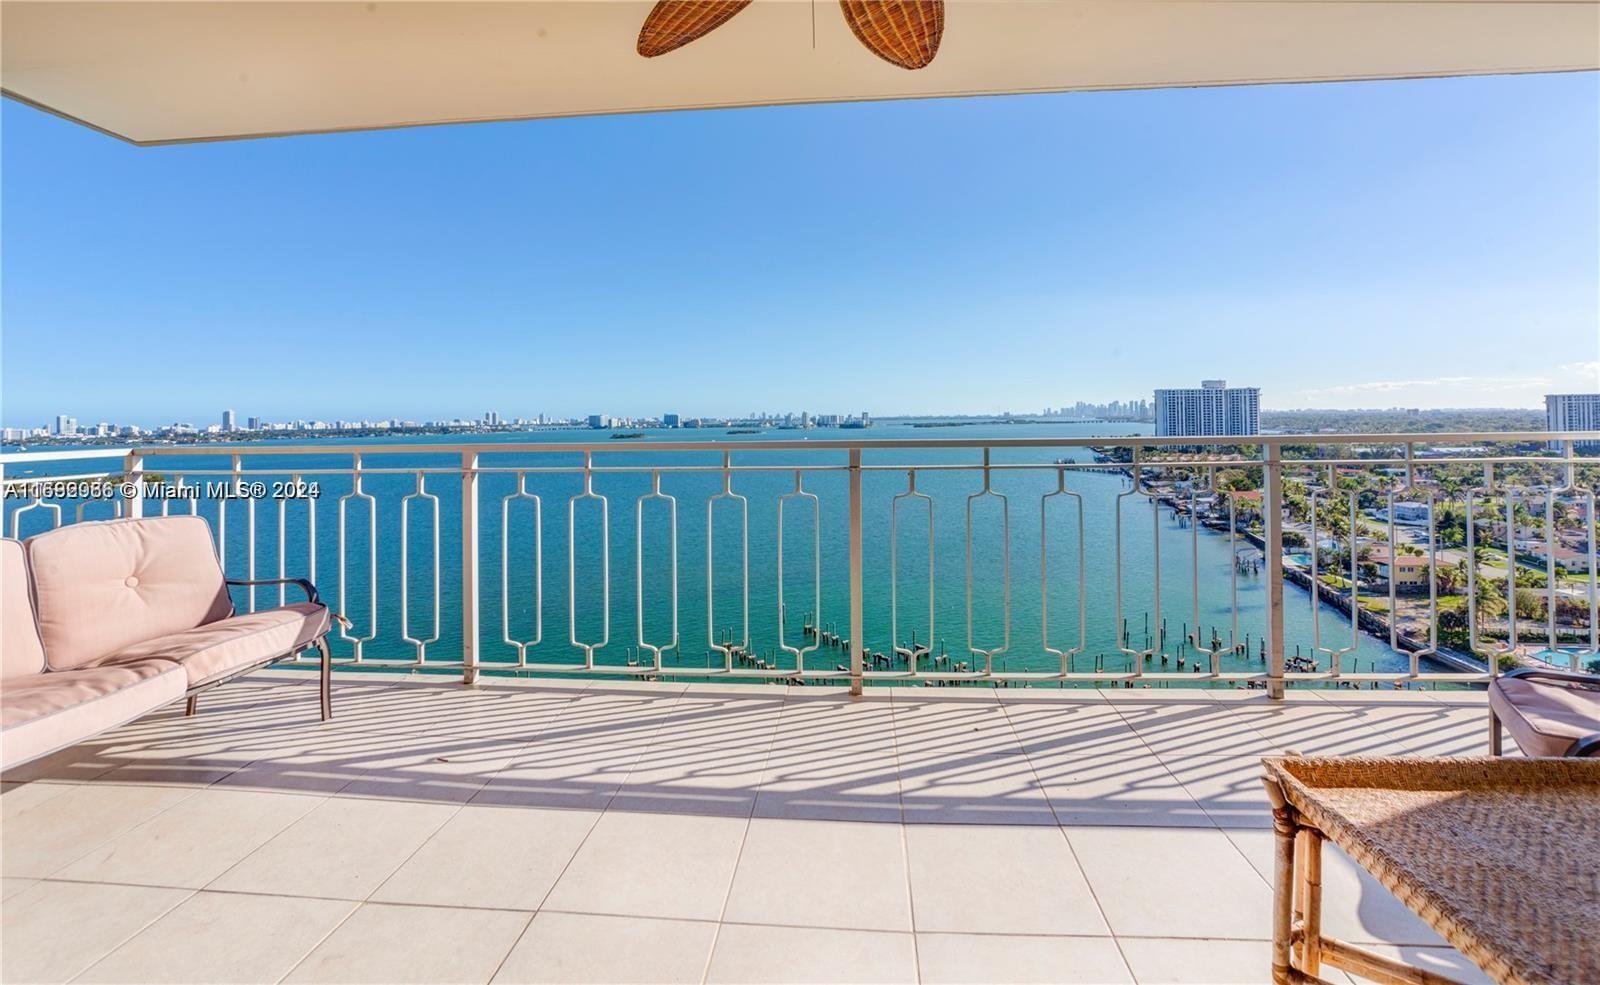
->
xmin=1367 ymin=551 xmax=1433 ymax=592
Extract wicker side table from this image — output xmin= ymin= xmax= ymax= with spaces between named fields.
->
xmin=1260 ymin=756 xmax=1600 ymax=985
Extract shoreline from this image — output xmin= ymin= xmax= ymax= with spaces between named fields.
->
xmin=1152 ymin=491 xmax=1487 ymax=676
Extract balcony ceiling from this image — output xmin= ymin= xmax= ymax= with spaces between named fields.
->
xmin=2 ymin=0 xmax=1597 ymax=146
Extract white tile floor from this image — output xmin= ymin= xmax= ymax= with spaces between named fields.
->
xmin=1 ymin=673 xmax=1498 ymax=984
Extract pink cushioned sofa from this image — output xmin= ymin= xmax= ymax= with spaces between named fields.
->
xmin=1 ymin=516 xmax=333 ymax=771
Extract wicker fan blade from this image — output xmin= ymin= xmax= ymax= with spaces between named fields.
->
xmin=839 ymin=0 xmax=943 ymax=69
xmin=637 ymin=0 xmax=754 ymax=57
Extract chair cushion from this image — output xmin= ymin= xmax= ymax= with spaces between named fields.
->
xmin=1490 ymin=676 xmax=1600 ymax=757
xmin=27 ymin=517 xmax=232 ymax=670
xmin=103 ymin=603 xmax=330 ymax=687
xmin=0 ymin=658 xmax=185 ymax=770
xmin=1 ymin=539 xmax=46 ymax=680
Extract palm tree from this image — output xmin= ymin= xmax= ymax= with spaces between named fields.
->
xmin=1435 ymin=561 xmax=1464 ymax=595
xmin=1473 ymin=578 xmax=1507 ymax=637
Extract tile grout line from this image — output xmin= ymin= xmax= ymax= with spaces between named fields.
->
xmin=57 ymin=780 xmax=329 ymax=891
xmin=483 ymin=687 xmax=673 ymax=985
xmin=276 ymin=682 xmax=589 ymax=985
xmin=995 ymin=697 xmax=1137 ymax=984
xmin=275 ymin=898 xmax=366 ymax=984
xmin=14 ymin=780 xmax=212 ymax=882
xmin=1071 ymin=697 xmax=1224 ymax=830
xmin=61 ymin=886 xmax=200 ymax=985
xmin=889 ymin=693 xmax=928 ymax=978
xmin=696 ymin=683 xmax=785 ymax=985
xmin=483 ymin=911 xmax=540 ymax=985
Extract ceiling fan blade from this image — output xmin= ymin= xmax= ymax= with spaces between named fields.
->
xmin=839 ymin=0 xmax=943 ymax=69
xmin=637 ymin=0 xmax=755 ymax=57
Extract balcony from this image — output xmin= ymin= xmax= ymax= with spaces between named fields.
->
xmin=4 ymin=673 xmax=1500 ymax=984
xmin=3 ymin=432 xmax=1595 ymax=982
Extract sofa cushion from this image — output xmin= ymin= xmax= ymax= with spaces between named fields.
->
xmin=1490 ymin=675 xmax=1600 ymax=757
xmin=104 ymin=603 xmax=330 ymax=687
xmin=2 ymin=539 xmax=46 ymax=680
xmin=0 ymin=658 xmax=186 ymax=770
xmin=27 ymin=517 xmax=232 ymax=671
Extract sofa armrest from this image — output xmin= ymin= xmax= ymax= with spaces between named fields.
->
xmin=1500 ymin=667 xmax=1600 ymax=690
xmin=226 ymin=577 xmax=321 ymax=606
xmin=1496 ymin=668 xmax=1600 ymax=757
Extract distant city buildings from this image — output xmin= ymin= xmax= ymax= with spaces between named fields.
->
xmin=1154 ymin=379 xmax=1260 ymax=438
xmin=1545 ymin=393 xmax=1600 ymax=451
xmin=587 ymin=414 xmax=611 ymax=429
xmin=663 ymin=413 xmax=680 ymax=428
xmin=221 ymin=409 xmax=236 ymax=431
xmin=1045 ymin=399 xmax=1152 ymax=422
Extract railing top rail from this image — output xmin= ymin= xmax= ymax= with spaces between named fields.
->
xmin=0 ymin=431 xmax=1596 ymax=465
xmin=0 ymin=447 xmax=137 ymax=465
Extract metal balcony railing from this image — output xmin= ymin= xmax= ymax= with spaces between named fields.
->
xmin=2 ymin=431 xmax=1596 ymax=696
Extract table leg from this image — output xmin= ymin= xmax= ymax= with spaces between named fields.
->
xmin=1271 ymin=805 xmax=1297 ymax=984
xmin=1301 ymin=828 xmax=1324 ymax=977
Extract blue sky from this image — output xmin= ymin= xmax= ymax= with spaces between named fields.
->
xmin=3 ymin=70 xmax=1597 ymax=426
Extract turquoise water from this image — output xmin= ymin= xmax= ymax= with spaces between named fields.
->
xmin=3 ymin=422 xmax=1458 ymax=682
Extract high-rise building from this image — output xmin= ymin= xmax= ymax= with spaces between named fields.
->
xmin=485 ymin=411 xmax=500 ymax=426
xmin=247 ymin=417 xmax=262 ymax=431
xmin=1154 ymin=380 xmax=1260 ymax=438
xmin=663 ymin=413 xmax=680 ymax=428
xmin=1546 ymin=393 xmax=1600 ymax=451
xmin=588 ymin=414 xmax=610 ymax=429
xmin=222 ymin=409 xmax=236 ymax=431
xmin=53 ymin=415 xmax=77 ymax=436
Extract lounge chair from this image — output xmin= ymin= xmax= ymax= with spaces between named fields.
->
xmin=1487 ymin=667 xmax=1600 ymax=757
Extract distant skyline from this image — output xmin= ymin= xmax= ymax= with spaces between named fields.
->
xmin=3 ymin=70 xmax=1597 ymax=423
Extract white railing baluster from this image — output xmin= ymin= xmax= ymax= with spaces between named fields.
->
xmin=777 ymin=470 xmax=820 ymax=676
xmin=848 ymin=447 xmax=864 ymax=695
xmin=461 ymin=451 xmax=480 ymax=682
xmin=502 ymin=472 xmax=543 ymax=667
xmin=1503 ymin=489 xmax=1519 ymax=667
xmin=1114 ymin=448 xmax=1147 ymax=675
xmin=401 ymin=471 xmax=442 ymax=662
xmin=338 ymin=454 xmax=378 ymax=661
xmin=246 ymin=471 xmax=257 ymax=613
xmin=568 ymin=453 xmax=609 ymax=670
xmin=636 ymin=471 xmax=677 ymax=674
xmin=1263 ymin=443 xmax=1286 ymax=698
xmin=1186 ymin=470 xmax=1229 ymax=678
xmin=1042 ymin=467 xmax=1085 ymax=678
xmin=9 ymin=498 xmax=60 ymax=538
xmin=707 ymin=452 xmax=748 ymax=673
xmin=891 ymin=469 xmax=934 ymax=677
xmin=966 ymin=448 xmax=1010 ymax=676
xmin=277 ymin=479 xmax=288 ymax=607
xmin=1384 ymin=447 xmax=1436 ymax=677
xmin=1466 ymin=469 xmax=1492 ymax=672
xmin=1310 ymin=482 xmax=1358 ymax=677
